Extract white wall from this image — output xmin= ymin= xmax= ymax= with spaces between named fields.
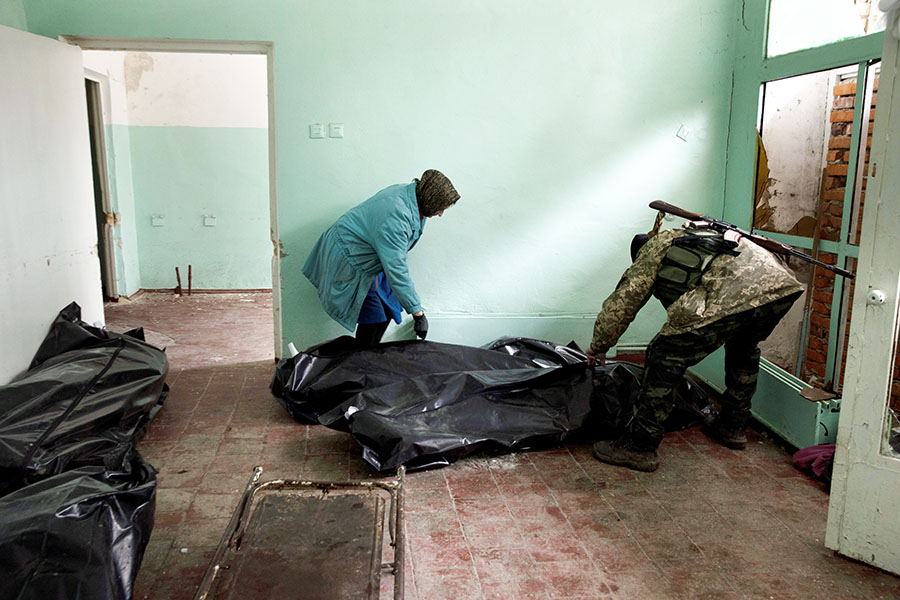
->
xmin=81 ymin=50 xmax=271 ymax=292
xmin=760 ymin=71 xmax=831 ymax=233
xmin=0 ymin=25 xmax=103 ymax=383
xmin=83 ymin=51 xmax=267 ymax=128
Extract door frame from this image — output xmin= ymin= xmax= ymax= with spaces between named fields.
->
xmin=825 ymin=28 xmax=900 ymax=575
xmin=59 ymin=35 xmax=283 ymax=359
xmin=83 ymin=71 xmax=118 ymax=300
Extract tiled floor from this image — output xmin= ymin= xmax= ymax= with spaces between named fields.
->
xmin=109 ymin=292 xmax=900 ymax=600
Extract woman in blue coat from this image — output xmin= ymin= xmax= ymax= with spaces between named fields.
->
xmin=302 ymin=169 xmax=460 ymax=345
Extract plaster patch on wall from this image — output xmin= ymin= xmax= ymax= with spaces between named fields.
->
xmin=124 ymin=52 xmax=154 ymax=93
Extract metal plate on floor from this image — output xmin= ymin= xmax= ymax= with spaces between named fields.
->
xmin=208 ymin=493 xmax=384 ymax=599
xmin=194 ymin=467 xmax=405 ymax=600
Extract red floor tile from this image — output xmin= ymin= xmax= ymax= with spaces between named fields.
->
xmin=101 ymin=292 xmax=900 ymax=599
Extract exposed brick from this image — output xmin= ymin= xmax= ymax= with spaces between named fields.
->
xmin=810 ymin=314 xmax=831 ymax=329
xmin=811 ymin=301 xmax=830 ymax=314
xmin=824 ymin=215 xmax=842 ymax=229
xmin=825 ymin=163 xmax=849 ymax=176
xmin=823 ymin=202 xmax=843 ymax=217
xmin=830 ymin=110 xmax=855 ymax=123
xmin=807 ymin=349 xmax=827 ymax=364
xmin=809 ymin=337 xmax=827 ymax=352
xmin=814 ymin=276 xmax=833 ymax=290
xmin=833 ymin=82 xmax=856 ymax=96
xmin=829 ymin=136 xmax=852 ymax=149
xmin=807 ymin=324 xmax=827 ymax=337
xmin=833 ymin=96 xmax=855 ymax=110
xmin=806 ymin=361 xmax=827 ymax=378
xmin=832 ymin=123 xmax=852 ymax=136
xmin=800 ymin=73 xmax=889 ymax=406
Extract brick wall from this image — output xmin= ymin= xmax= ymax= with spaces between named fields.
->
xmin=798 ymin=75 xmax=900 ymax=415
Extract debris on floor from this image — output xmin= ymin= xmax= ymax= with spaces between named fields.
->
xmin=793 ymin=443 xmax=836 ymax=488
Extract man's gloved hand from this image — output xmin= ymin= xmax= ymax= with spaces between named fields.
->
xmin=586 ymin=347 xmax=606 ymax=368
xmin=413 ymin=313 xmax=428 ymax=340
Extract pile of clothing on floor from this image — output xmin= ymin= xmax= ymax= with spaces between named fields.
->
xmin=0 ymin=303 xmax=168 ymax=600
xmin=271 ymin=336 xmax=715 ymax=471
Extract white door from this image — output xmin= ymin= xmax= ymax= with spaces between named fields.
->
xmin=0 ymin=25 xmax=103 ymax=384
xmin=826 ymin=29 xmax=900 ymax=575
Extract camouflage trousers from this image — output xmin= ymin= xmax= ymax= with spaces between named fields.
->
xmin=630 ymin=292 xmax=801 ymax=449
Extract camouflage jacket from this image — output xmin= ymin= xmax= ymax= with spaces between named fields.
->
xmin=589 ymin=228 xmax=805 ymax=353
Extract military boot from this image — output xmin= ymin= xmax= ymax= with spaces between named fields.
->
xmin=592 ymin=439 xmax=659 ymax=472
xmin=701 ymin=419 xmax=747 ymax=450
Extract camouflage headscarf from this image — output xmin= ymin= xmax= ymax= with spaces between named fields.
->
xmin=415 ymin=169 xmax=459 ymax=217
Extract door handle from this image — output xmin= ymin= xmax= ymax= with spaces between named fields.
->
xmin=866 ymin=289 xmax=887 ymax=305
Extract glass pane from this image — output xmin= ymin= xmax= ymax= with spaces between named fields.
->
xmin=756 ymin=67 xmax=856 ymax=239
xmin=798 ymin=252 xmax=842 ymax=388
xmin=834 ymin=256 xmax=857 ymax=392
xmin=848 ymin=62 xmax=881 ymax=246
xmin=758 ymin=259 xmax=810 ymax=375
xmin=768 ymin=0 xmax=885 ymax=58
xmin=887 ymin=282 xmax=900 ymax=458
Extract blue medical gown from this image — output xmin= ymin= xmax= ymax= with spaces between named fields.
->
xmin=302 ymin=182 xmax=425 ymax=331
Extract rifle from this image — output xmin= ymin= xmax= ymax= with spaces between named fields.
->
xmin=648 ymin=200 xmax=855 ymax=279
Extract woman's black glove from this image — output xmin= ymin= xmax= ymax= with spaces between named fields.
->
xmin=413 ymin=313 xmax=428 ymax=339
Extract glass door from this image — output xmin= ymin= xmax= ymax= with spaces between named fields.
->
xmin=825 ymin=29 xmax=900 ymax=575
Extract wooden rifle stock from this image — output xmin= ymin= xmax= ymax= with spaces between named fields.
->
xmin=648 ymin=200 xmax=855 ymax=279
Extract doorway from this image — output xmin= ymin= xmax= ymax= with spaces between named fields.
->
xmin=62 ymin=36 xmax=282 ymax=359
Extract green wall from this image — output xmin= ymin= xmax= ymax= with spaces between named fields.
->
xmin=23 ymin=1 xmax=741 ymax=353
xmin=126 ymin=125 xmax=270 ymax=290
xmin=104 ymin=123 xmax=141 ymax=296
xmin=0 ymin=0 xmax=26 ymax=30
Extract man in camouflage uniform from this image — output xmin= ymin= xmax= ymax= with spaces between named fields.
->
xmin=587 ymin=225 xmax=804 ymax=472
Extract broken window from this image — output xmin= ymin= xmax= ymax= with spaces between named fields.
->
xmin=755 ymin=60 xmax=879 ymax=392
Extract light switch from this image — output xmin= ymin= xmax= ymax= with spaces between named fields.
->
xmin=328 ymin=123 xmax=344 ymax=138
xmin=204 ymin=215 xmax=217 ymax=227
xmin=676 ymin=124 xmax=691 ymax=141
xmin=309 ymin=123 xmax=325 ymax=139
xmin=151 ymin=215 xmax=165 ymax=227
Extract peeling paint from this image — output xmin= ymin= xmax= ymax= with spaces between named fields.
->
xmin=123 ymin=52 xmax=154 ymax=94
